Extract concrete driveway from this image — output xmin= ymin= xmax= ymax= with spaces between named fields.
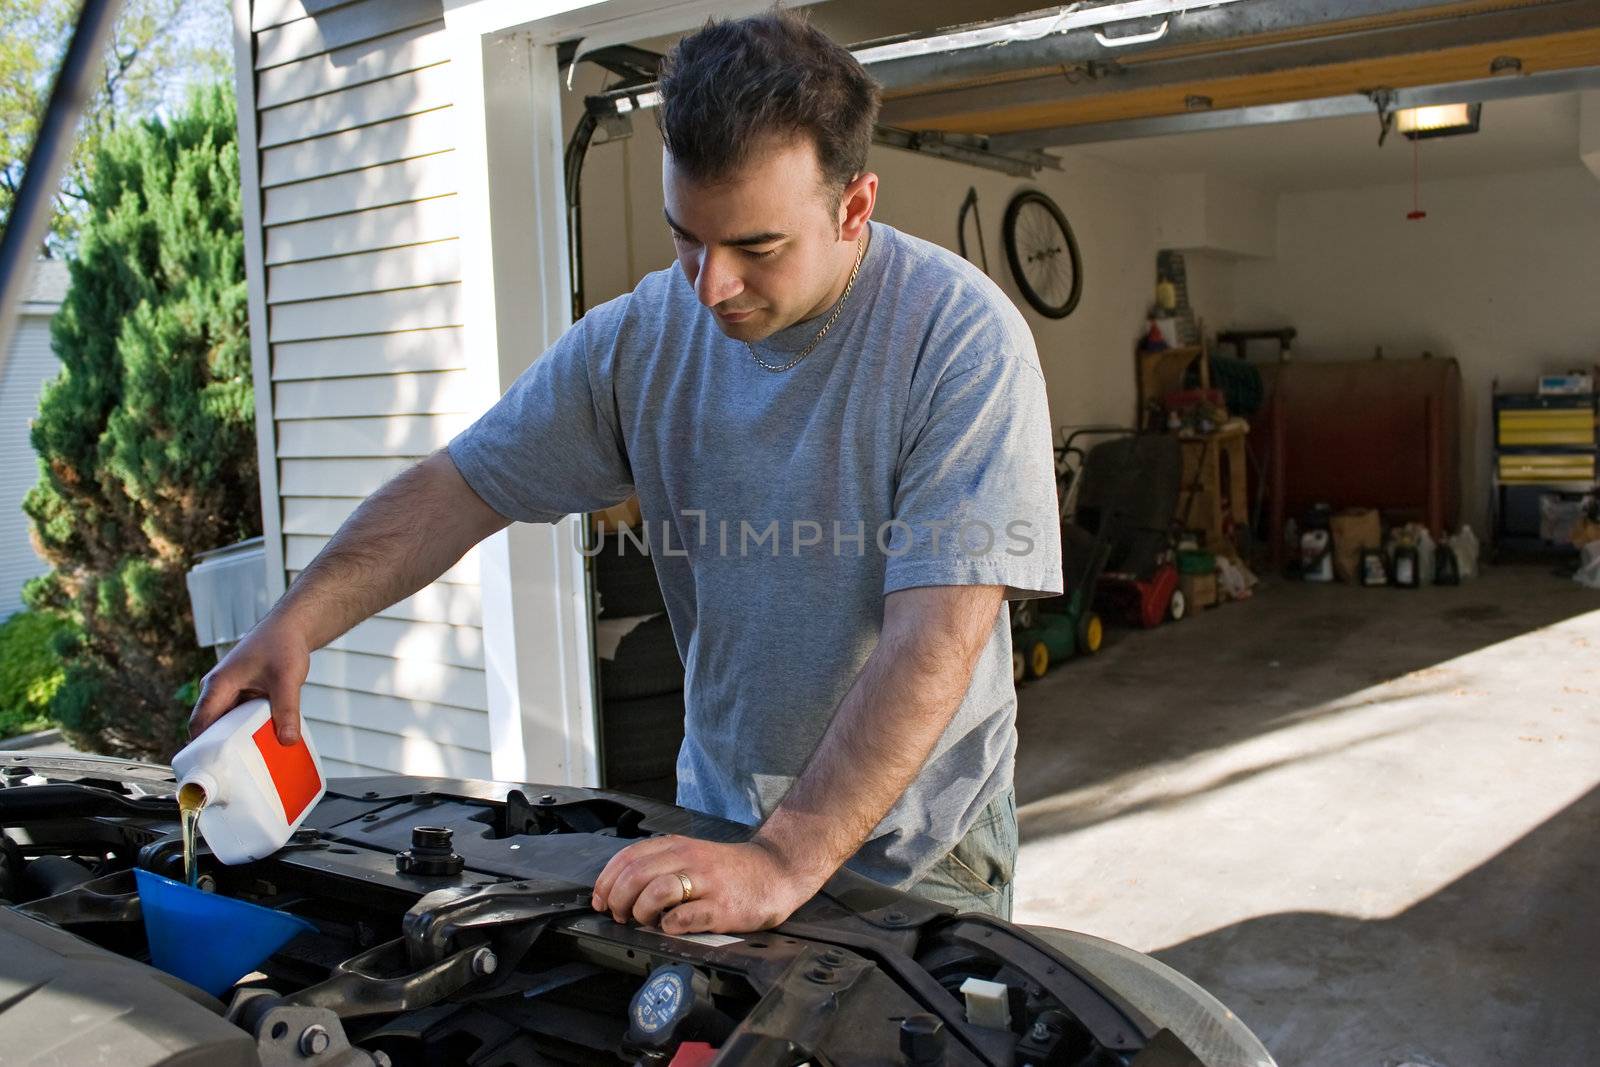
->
xmin=1013 ymin=563 xmax=1599 ymax=1067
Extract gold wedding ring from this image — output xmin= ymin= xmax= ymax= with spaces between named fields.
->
xmin=675 ymin=871 xmax=694 ymax=905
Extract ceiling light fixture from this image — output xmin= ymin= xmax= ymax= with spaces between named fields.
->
xmin=1395 ymin=102 xmax=1482 ymax=140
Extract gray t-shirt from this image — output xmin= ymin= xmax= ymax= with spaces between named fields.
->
xmin=448 ymin=221 xmax=1061 ymax=888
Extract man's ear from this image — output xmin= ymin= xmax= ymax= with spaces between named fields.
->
xmin=838 ymin=171 xmax=877 ymax=242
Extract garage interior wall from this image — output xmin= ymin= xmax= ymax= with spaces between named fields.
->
xmin=577 ymin=74 xmax=1600 ymax=539
xmin=1228 ymin=163 xmax=1600 ymax=533
xmin=243 ymin=0 xmax=495 ymax=780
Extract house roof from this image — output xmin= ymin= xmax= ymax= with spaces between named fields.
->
xmin=21 ymin=258 xmax=69 ymax=311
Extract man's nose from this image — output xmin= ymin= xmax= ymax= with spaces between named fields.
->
xmin=693 ymin=248 xmax=743 ymax=308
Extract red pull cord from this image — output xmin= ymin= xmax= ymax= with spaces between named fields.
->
xmin=1407 ymin=134 xmax=1426 ymax=220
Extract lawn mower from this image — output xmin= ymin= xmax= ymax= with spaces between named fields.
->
xmin=1068 ymin=430 xmax=1186 ymax=631
xmin=1012 ymin=429 xmax=1185 ymax=682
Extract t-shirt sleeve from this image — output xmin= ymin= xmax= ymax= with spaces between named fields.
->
xmin=446 ymin=313 xmax=634 ymax=523
xmin=883 ymin=349 xmax=1064 ymax=601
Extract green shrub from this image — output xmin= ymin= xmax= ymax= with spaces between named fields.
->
xmin=23 ymin=83 xmax=258 ymax=759
xmin=0 ymin=611 xmax=73 ymax=739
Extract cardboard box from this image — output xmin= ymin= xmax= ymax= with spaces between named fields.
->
xmin=1330 ymin=507 xmax=1382 ymax=583
xmin=1180 ymin=571 xmax=1218 ymax=610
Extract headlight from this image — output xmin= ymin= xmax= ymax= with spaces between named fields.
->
xmin=1023 ymin=925 xmax=1277 ymax=1067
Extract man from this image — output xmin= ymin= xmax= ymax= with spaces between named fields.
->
xmin=190 ymin=12 xmax=1060 ymax=933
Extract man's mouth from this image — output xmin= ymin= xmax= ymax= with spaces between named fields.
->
xmin=716 ymin=307 xmax=759 ymax=322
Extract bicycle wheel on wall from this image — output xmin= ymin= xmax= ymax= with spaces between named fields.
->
xmin=1002 ymin=189 xmax=1083 ymax=319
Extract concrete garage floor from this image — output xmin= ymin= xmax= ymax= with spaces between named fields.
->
xmin=1011 ymin=563 xmax=1600 ymax=1067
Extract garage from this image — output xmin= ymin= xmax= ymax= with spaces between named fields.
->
xmin=558 ymin=4 xmax=1600 ymax=1062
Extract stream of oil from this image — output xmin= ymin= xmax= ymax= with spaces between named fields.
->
xmin=178 ymin=783 xmax=205 ymax=888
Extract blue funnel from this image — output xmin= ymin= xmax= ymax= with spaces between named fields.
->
xmin=136 ymin=868 xmax=316 ymax=997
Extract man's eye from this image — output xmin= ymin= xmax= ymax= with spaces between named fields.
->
xmin=670 ymin=230 xmax=697 ymax=245
xmin=745 ymin=247 xmax=779 ymax=259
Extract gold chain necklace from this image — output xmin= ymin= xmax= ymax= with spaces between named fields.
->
xmin=744 ymin=234 xmax=866 ymax=373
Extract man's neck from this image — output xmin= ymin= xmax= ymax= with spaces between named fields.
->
xmin=798 ymin=222 xmax=870 ymax=325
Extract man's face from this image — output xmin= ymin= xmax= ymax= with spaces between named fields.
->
xmin=663 ymin=136 xmax=862 ymax=343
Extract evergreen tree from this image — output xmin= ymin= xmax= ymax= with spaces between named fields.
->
xmin=24 ymin=83 xmax=259 ymax=759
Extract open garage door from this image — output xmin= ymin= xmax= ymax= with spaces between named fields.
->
xmin=585 ymin=1 xmax=1600 ymax=170
xmin=865 ymin=0 xmax=1600 ymax=151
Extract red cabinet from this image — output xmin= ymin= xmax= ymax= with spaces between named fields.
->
xmin=1255 ymin=357 xmax=1461 ymax=562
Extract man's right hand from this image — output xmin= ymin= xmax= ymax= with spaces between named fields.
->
xmin=189 ymin=614 xmax=311 ymax=745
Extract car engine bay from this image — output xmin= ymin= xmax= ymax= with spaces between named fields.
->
xmin=0 ymin=752 xmax=1273 ymax=1067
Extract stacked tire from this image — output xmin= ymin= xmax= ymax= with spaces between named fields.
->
xmin=593 ymin=533 xmax=684 ymax=802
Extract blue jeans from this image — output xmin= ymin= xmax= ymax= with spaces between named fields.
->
xmin=907 ymin=789 xmax=1017 ymax=919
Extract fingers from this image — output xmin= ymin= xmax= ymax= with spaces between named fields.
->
xmin=269 ymin=683 xmax=302 ymax=746
xmin=607 ymin=851 xmax=679 ymax=924
xmin=661 ymin=901 xmax=717 ymax=935
xmin=188 ymin=675 xmax=241 ymax=738
xmin=188 ymin=669 xmax=303 ymax=745
xmin=592 ymin=842 xmax=638 ymax=909
xmin=187 ymin=621 xmax=310 ymax=743
xmin=631 ymin=872 xmax=691 ymax=927
xmin=593 ymin=837 xmax=708 ymax=924
xmin=593 ymin=836 xmax=679 ymax=912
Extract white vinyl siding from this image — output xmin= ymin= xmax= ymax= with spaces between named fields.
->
xmin=272 ymin=369 xmax=472 ymax=417
xmin=276 ymin=414 xmax=465 ymax=458
xmin=257 ymin=21 xmax=450 ymax=108
xmin=254 ymin=0 xmax=441 ymax=71
xmin=261 ymin=108 xmax=456 ymax=188
xmin=0 ymin=311 xmax=59 ymax=618
xmin=266 ymin=240 xmax=461 ymax=302
xmin=263 ymin=155 xmax=460 ymax=226
xmin=264 ymin=196 xmax=461 ymax=266
xmin=259 ymin=64 xmax=453 ymax=148
xmin=242 ymin=0 xmax=491 ymax=776
xmin=271 ymin=327 xmax=465 ymax=380
xmin=269 ymin=284 xmax=462 ymax=342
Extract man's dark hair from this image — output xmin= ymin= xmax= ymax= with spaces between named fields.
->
xmin=655 ymin=10 xmax=881 ymax=208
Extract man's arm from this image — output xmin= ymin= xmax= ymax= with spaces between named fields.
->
xmin=752 ymin=583 xmax=1007 ymax=886
xmin=591 ymin=583 xmax=1006 ymax=933
xmin=189 ymin=449 xmax=511 ymax=743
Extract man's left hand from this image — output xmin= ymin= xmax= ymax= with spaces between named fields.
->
xmin=590 ymin=836 xmax=823 ymax=934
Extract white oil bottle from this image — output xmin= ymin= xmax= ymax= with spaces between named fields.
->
xmin=170 ymin=699 xmax=327 ymax=865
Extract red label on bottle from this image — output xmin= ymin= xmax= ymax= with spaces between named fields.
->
xmin=252 ymin=719 xmax=321 ymax=824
